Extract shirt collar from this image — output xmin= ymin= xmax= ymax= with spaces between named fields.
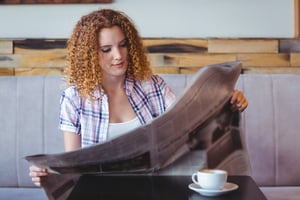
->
xmin=124 ymin=77 xmax=135 ymax=96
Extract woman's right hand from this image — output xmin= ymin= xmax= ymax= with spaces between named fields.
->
xmin=29 ymin=165 xmax=49 ymax=187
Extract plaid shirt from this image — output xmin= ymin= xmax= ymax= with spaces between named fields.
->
xmin=59 ymin=75 xmax=176 ymax=147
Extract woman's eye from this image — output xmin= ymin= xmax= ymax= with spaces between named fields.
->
xmin=101 ymin=48 xmax=111 ymax=53
xmin=120 ymin=40 xmax=128 ymax=48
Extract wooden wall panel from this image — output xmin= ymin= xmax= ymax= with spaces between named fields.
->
xmin=290 ymin=53 xmax=300 ymax=66
xmin=0 ymin=54 xmax=66 ymax=68
xmin=175 ymin=54 xmax=236 ymax=67
xmin=14 ymin=68 xmax=63 ymax=76
xmin=143 ymin=39 xmax=208 ymax=53
xmin=0 ymin=40 xmax=13 ymax=54
xmin=0 ymin=68 xmax=14 ymax=76
xmin=179 ymin=67 xmax=201 ymax=74
xmin=1 ymin=38 xmax=300 ymax=76
xmin=151 ymin=67 xmax=180 ymax=74
xmin=148 ymin=53 xmax=237 ymax=68
xmin=208 ymin=39 xmax=278 ymax=53
xmin=243 ymin=67 xmax=300 ymax=74
xmin=237 ymin=53 xmax=290 ymax=67
xmin=280 ymin=39 xmax=300 ymax=53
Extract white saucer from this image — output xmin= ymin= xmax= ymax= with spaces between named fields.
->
xmin=188 ymin=182 xmax=239 ymax=197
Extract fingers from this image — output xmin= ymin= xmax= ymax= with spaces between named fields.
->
xmin=31 ymin=176 xmax=43 ymax=187
xmin=29 ymin=165 xmax=48 ymax=187
xmin=29 ymin=165 xmax=48 ymax=176
xmin=230 ymin=90 xmax=248 ymax=112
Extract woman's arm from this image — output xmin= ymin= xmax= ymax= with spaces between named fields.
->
xmin=29 ymin=131 xmax=81 ymax=187
xmin=63 ymin=131 xmax=81 ymax=152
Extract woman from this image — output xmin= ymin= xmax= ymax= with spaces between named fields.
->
xmin=29 ymin=8 xmax=248 ymax=187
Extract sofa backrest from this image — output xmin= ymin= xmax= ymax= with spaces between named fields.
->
xmin=0 ymin=76 xmax=64 ymax=187
xmin=1 ymin=74 xmax=300 ymax=187
xmin=236 ymin=74 xmax=300 ymax=186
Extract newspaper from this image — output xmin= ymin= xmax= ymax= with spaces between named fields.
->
xmin=25 ymin=61 xmax=251 ymax=200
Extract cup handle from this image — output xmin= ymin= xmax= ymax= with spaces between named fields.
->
xmin=192 ymin=173 xmax=198 ymax=184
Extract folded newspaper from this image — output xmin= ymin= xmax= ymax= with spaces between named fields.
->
xmin=26 ymin=61 xmax=251 ymax=200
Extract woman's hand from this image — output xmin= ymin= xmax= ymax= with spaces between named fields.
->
xmin=29 ymin=165 xmax=49 ymax=187
xmin=230 ymin=89 xmax=248 ymax=112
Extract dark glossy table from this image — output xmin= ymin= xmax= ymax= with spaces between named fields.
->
xmin=67 ymin=175 xmax=267 ymax=200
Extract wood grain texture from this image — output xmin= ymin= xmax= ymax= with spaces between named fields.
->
xmin=14 ymin=39 xmax=67 ymax=50
xmin=14 ymin=67 xmax=63 ymax=76
xmin=237 ymin=53 xmax=290 ymax=67
xmin=151 ymin=67 xmax=180 ymax=74
xmin=148 ymin=53 xmax=236 ymax=67
xmin=0 ymin=40 xmax=13 ymax=54
xmin=0 ymin=68 xmax=14 ymax=76
xmin=0 ymin=38 xmax=299 ymax=75
xmin=208 ymin=39 xmax=278 ymax=53
xmin=243 ymin=67 xmax=300 ymax=74
xmin=0 ymin=54 xmax=66 ymax=68
xmin=176 ymin=54 xmax=236 ymax=67
xmin=179 ymin=67 xmax=201 ymax=74
xmin=280 ymin=39 xmax=300 ymax=53
xmin=290 ymin=53 xmax=300 ymax=66
xmin=143 ymin=39 xmax=208 ymax=53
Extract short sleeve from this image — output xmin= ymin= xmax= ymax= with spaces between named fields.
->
xmin=58 ymin=87 xmax=82 ymax=135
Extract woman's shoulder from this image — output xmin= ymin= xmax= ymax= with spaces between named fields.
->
xmin=135 ymin=74 xmax=168 ymax=93
xmin=62 ymin=85 xmax=78 ymax=94
xmin=128 ymin=74 xmax=165 ymax=88
xmin=61 ymin=86 xmax=80 ymax=99
xmin=142 ymin=74 xmax=166 ymax=85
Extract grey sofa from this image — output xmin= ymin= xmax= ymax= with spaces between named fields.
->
xmin=1 ymin=74 xmax=300 ymax=200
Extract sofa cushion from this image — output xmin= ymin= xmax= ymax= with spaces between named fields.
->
xmin=0 ymin=188 xmax=47 ymax=200
xmin=260 ymin=186 xmax=300 ymax=200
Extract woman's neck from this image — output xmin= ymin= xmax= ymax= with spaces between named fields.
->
xmin=102 ymin=75 xmax=126 ymax=94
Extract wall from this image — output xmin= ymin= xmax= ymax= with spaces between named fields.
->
xmin=0 ymin=0 xmax=294 ymax=39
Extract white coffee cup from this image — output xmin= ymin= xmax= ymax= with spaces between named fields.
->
xmin=192 ymin=169 xmax=227 ymax=190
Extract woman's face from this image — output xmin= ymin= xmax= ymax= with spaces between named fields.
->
xmin=98 ymin=26 xmax=128 ymax=79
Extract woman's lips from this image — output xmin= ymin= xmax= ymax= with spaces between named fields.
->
xmin=112 ymin=62 xmax=124 ymax=68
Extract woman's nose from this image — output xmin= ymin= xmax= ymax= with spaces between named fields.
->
xmin=113 ymin=48 xmax=122 ymax=60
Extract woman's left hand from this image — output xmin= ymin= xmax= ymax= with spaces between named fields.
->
xmin=230 ymin=89 xmax=248 ymax=112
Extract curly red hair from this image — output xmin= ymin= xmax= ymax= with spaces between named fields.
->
xmin=65 ymin=9 xmax=152 ymax=99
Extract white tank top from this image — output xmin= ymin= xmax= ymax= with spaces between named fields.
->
xmin=107 ymin=117 xmax=141 ymax=140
